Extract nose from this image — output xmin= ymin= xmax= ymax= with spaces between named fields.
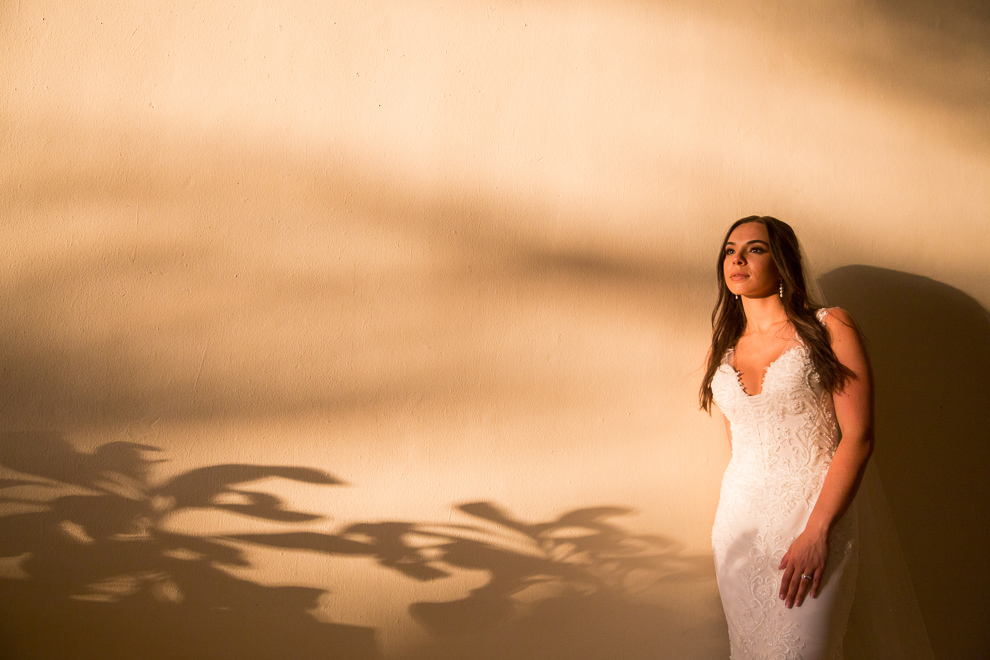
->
xmin=732 ymin=252 xmax=745 ymax=265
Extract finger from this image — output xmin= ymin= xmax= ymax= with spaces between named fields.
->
xmin=779 ymin=565 xmax=794 ymax=600
xmin=778 ymin=550 xmax=789 ymax=570
xmin=795 ymin=570 xmax=813 ymax=606
xmin=785 ymin=569 xmax=804 ymax=607
xmin=811 ymin=568 xmax=823 ymax=598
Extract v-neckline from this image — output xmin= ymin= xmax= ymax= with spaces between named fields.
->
xmin=727 ymin=344 xmax=804 ymax=398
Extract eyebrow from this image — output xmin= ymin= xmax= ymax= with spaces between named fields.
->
xmin=725 ymin=239 xmax=770 ymax=247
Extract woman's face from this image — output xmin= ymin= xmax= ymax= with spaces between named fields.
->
xmin=723 ymin=221 xmax=781 ymax=299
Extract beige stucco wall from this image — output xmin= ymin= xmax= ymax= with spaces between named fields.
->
xmin=1 ymin=1 xmax=988 ymax=658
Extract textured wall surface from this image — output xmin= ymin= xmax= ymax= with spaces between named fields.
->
xmin=1 ymin=1 xmax=988 ymax=658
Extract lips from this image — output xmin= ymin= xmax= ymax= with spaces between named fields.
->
xmin=729 ymin=273 xmax=749 ymax=281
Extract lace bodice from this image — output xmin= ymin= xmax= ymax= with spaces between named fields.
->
xmin=716 ymin=340 xmax=838 ymax=477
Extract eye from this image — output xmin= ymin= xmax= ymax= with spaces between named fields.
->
xmin=724 ymin=248 xmax=735 ymax=256
xmin=749 ymin=247 xmax=765 ymax=254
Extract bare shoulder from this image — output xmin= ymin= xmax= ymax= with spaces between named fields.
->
xmin=820 ymin=307 xmax=869 ymax=368
xmin=819 ymin=307 xmax=858 ymax=335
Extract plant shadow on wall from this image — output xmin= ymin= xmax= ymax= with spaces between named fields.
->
xmin=819 ymin=266 xmax=990 ymax=659
xmin=0 ymin=431 xmax=720 ymax=660
xmin=233 ymin=503 xmax=719 ymax=660
xmin=0 ymin=430 xmax=381 ymax=660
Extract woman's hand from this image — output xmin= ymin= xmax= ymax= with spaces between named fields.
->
xmin=778 ymin=528 xmax=829 ymax=608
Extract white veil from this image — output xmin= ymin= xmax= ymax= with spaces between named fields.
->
xmin=843 ymin=462 xmax=934 ymax=659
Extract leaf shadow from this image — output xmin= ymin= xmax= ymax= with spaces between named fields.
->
xmin=232 ymin=498 xmax=722 ymax=659
xmin=1 ymin=430 xmax=724 ymax=659
xmin=0 ymin=430 xmax=380 ymax=660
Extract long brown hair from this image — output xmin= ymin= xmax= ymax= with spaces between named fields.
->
xmin=699 ymin=216 xmax=853 ymax=412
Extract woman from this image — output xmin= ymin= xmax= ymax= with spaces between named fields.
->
xmin=699 ymin=216 xmax=873 ymax=659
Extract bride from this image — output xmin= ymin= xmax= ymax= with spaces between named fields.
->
xmin=698 ymin=216 xmax=872 ymax=658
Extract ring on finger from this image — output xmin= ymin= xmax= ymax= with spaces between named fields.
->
xmin=800 ymin=573 xmax=813 ymax=580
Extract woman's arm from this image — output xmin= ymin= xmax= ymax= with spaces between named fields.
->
xmin=722 ymin=410 xmax=733 ymax=452
xmin=778 ymin=307 xmax=874 ymax=608
xmin=705 ymin=346 xmax=733 ymax=452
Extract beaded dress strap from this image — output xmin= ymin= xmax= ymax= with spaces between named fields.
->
xmin=787 ymin=308 xmax=830 ymax=348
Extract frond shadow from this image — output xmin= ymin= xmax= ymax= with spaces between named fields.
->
xmin=0 ymin=430 xmax=380 ymax=660
xmin=233 ymin=499 xmax=720 ymax=659
xmin=1 ymin=430 xmax=722 ymax=659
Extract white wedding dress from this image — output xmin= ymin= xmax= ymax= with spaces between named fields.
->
xmin=711 ymin=308 xmax=858 ymax=659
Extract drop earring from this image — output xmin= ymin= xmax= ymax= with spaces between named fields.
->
xmin=735 ymin=294 xmax=740 ymax=300
xmin=779 ymin=281 xmax=784 ymax=298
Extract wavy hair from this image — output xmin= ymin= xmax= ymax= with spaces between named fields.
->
xmin=699 ymin=216 xmax=854 ymax=412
